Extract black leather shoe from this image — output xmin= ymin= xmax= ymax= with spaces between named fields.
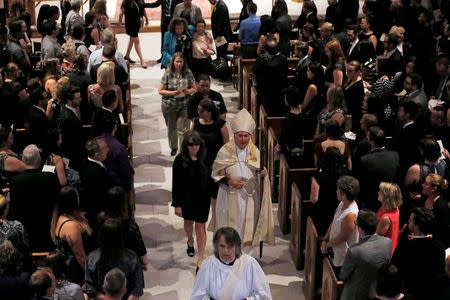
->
xmin=156 ymin=57 xmax=162 ymax=63
xmin=170 ymin=149 xmax=177 ymax=156
xmin=195 ymin=266 xmax=199 ymax=274
xmin=187 ymin=243 xmax=195 ymax=257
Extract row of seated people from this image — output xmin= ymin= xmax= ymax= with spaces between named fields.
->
xmin=231 ymin=2 xmax=450 ymax=299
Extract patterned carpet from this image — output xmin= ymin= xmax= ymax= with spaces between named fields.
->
xmin=116 ymin=32 xmax=305 ymax=299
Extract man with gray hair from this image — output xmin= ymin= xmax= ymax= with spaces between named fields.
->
xmin=103 ymin=268 xmax=127 ymax=300
xmin=8 ymin=144 xmax=60 ymax=252
xmin=64 ymin=0 xmax=85 ymax=40
xmin=88 ymin=28 xmax=128 ymax=73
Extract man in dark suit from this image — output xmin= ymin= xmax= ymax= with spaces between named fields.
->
xmin=254 ymin=37 xmax=288 ymax=116
xmin=145 ymin=0 xmax=183 ymax=62
xmin=346 ymin=24 xmax=360 ymax=62
xmin=340 ymin=209 xmax=392 ymax=300
xmin=9 ymin=144 xmax=60 ymax=252
xmin=396 ymin=101 xmax=423 ymax=178
xmin=378 ymin=33 xmax=404 ymax=79
xmin=91 ymin=90 xmax=119 ymax=137
xmin=79 ymin=137 xmax=113 ymax=228
xmin=90 ymin=45 xmax=128 ymax=86
xmin=209 ymin=0 xmax=232 ymax=61
xmin=293 ymin=42 xmax=311 ymax=98
xmin=59 ymin=86 xmax=84 ymax=171
xmin=359 ymin=126 xmax=399 ymax=211
xmin=27 ymin=87 xmax=49 ymax=149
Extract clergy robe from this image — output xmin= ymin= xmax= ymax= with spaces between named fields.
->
xmin=211 ymin=140 xmax=275 ymax=247
xmin=191 ymin=254 xmax=272 ymax=300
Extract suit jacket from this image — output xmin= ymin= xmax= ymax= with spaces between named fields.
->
xmin=144 ymin=0 xmax=182 ymax=18
xmin=379 ymin=49 xmax=404 ymax=78
xmin=340 ymin=234 xmax=392 ymax=300
xmin=254 ymin=53 xmax=289 ymax=114
xmin=211 ymin=0 xmax=232 ymax=41
xmin=79 ymin=159 xmax=113 ymax=226
xmin=359 ymin=148 xmax=399 ymax=210
xmin=397 ymin=121 xmax=423 ymax=175
xmin=9 ymin=169 xmax=60 ymax=252
xmin=27 ymin=105 xmax=49 ymax=148
xmin=59 ymin=106 xmax=84 ymax=171
xmin=406 ymin=89 xmax=428 ymax=109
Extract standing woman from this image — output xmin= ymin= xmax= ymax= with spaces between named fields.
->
xmin=344 ymin=61 xmax=365 ymax=131
xmin=161 ymin=17 xmax=193 ymax=69
xmin=257 ymin=15 xmax=279 ymax=55
xmin=191 ymin=19 xmax=215 ymax=80
xmin=172 ymin=131 xmax=210 ymax=270
xmin=324 ymin=39 xmax=345 ymax=89
xmin=358 ymin=16 xmax=377 ymax=51
xmin=159 ymin=52 xmax=196 ymax=156
xmin=50 ymin=186 xmax=92 ymax=285
xmin=193 ymin=99 xmax=229 ymax=198
xmin=376 ymin=182 xmax=402 ymax=253
xmin=301 ymin=62 xmax=325 ymax=137
xmin=119 ymin=0 xmax=148 ymax=69
xmin=271 ymin=0 xmax=291 ymax=57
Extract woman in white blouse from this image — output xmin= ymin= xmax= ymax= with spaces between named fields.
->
xmin=191 ymin=19 xmax=215 ymax=80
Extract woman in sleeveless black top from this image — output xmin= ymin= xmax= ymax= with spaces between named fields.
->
xmin=51 ymin=186 xmax=92 ymax=286
xmin=192 ymin=99 xmax=229 ymax=198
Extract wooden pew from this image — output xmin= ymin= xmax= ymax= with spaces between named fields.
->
xmin=32 ymin=252 xmax=50 ymax=267
xmin=289 ymin=173 xmax=315 ymax=270
xmin=321 ymin=257 xmax=343 ymax=300
xmin=303 ymin=217 xmax=320 ymax=300
xmin=231 ymin=44 xmax=241 ymax=89
xmin=238 ymin=57 xmax=300 ymax=110
xmin=258 ymin=105 xmax=284 ymax=148
xmin=242 ymin=66 xmax=253 ymax=112
xmin=250 ymin=85 xmax=258 ymax=124
xmin=278 ymin=153 xmax=317 ymax=234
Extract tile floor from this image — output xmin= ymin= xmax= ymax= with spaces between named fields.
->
xmin=118 ymin=32 xmax=304 ymax=299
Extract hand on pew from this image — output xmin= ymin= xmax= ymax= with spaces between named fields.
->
xmin=320 ymin=240 xmax=330 ymax=255
xmin=274 ymin=144 xmax=281 ymax=152
xmin=259 ymin=169 xmax=267 ymax=178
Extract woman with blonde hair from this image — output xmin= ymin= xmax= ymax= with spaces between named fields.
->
xmin=376 ymin=182 xmax=402 ymax=253
xmin=87 ymin=61 xmax=123 ymax=111
xmin=421 ymin=174 xmax=450 ymax=247
xmin=61 ymin=40 xmax=76 ymax=75
xmin=51 ymin=186 xmax=92 ymax=285
xmin=46 ymin=76 xmax=69 ymax=127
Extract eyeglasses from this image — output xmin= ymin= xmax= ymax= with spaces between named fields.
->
xmin=188 ymin=143 xmax=200 ymax=146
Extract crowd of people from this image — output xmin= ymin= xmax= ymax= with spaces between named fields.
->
xmin=1 ymin=0 xmax=450 ymax=299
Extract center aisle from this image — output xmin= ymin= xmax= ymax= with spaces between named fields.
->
xmin=117 ymin=32 xmax=304 ymax=300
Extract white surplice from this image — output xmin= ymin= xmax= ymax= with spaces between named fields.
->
xmin=191 ymin=254 xmax=272 ymax=300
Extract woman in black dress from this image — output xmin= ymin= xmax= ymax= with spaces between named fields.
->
xmin=310 ymin=146 xmax=346 ymax=236
xmin=344 ymin=61 xmax=365 ymax=132
xmin=119 ymin=0 xmax=148 ymax=68
xmin=172 ymin=131 xmax=210 ymax=269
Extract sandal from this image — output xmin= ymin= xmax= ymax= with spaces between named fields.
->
xmin=187 ymin=243 xmax=195 ymax=257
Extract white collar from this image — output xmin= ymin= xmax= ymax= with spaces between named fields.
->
xmin=88 ymin=157 xmax=104 ymax=168
xmin=403 ymin=120 xmax=414 ymax=128
xmin=65 ymin=104 xmax=79 ymax=119
xmin=33 ymin=105 xmax=45 ymax=113
xmin=102 ymin=106 xmax=113 ymax=112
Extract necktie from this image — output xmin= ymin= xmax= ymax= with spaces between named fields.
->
xmin=165 ymin=0 xmax=171 ymax=16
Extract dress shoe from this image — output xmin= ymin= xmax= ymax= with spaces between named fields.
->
xmin=157 ymin=57 xmax=162 ymax=63
xmin=124 ymin=56 xmax=136 ymax=64
xmin=170 ymin=149 xmax=177 ymax=156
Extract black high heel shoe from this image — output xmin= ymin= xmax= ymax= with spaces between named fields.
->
xmin=187 ymin=243 xmax=195 ymax=257
xmin=124 ymin=56 xmax=136 ymax=64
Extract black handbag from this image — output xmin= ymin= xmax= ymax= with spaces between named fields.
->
xmin=210 ymin=57 xmax=229 ymax=79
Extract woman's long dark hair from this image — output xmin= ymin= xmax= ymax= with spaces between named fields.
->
xmin=180 ymin=131 xmax=208 ymax=181
xmin=259 ymin=15 xmax=276 ymax=36
xmin=96 ymin=218 xmax=125 ymax=285
xmin=105 ymin=186 xmax=130 ymax=219
xmin=308 ymin=62 xmax=325 ymax=96
xmin=198 ymin=99 xmax=219 ymax=121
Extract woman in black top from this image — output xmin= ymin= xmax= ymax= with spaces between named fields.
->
xmin=234 ymin=0 xmax=254 ymax=32
xmin=344 ymin=61 xmax=365 ymax=132
xmin=193 ymin=99 xmax=228 ymax=198
xmin=103 ymin=186 xmax=148 ymax=271
xmin=272 ymin=0 xmax=291 ymax=57
xmin=310 ymin=146 xmax=346 ymax=236
xmin=119 ymin=0 xmax=148 ymax=68
xmin=172 ymin=131 xmax=210 ymax=268
xmin=277 ymin=87 xmax=307 ymax=167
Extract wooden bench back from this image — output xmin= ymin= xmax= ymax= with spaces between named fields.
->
xmin=321 ymin=257 xmax=343 ymax=300
xmin=303 ymin=217 xmax=320 ymax=300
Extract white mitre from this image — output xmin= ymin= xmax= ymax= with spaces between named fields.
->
xmin=230 ymin=108 xmax=256 ymax=134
